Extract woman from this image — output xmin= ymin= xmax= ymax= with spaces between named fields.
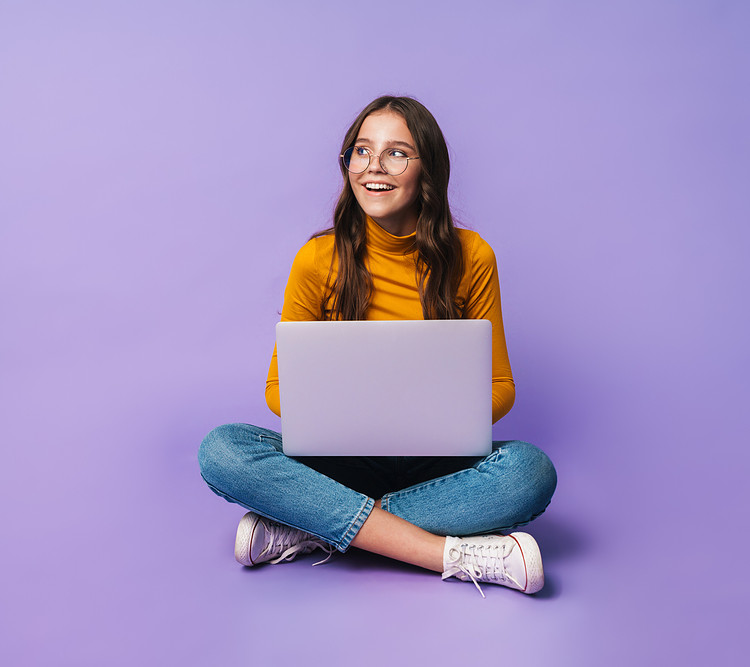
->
xmin=199 ymin=96 xmax=556 ymax=597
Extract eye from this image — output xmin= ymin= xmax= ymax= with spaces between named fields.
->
xmin=354 ymin=146 xmax=371 ymax=156
xmin=388 ymin=149 xmax=408 ymax=158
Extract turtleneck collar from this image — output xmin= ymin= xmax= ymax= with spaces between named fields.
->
xmin=365 ymin=216 xmax=417 ymax=254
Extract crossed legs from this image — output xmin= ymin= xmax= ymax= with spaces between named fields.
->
xmin=199 ymin=423 xmax=557 ymax=580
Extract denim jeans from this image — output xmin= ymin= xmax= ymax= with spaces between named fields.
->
xmin=198 ymin=423 xmax=557 ymax=552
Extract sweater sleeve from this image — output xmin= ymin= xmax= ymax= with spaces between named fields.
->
xmin=463 ymin=236 xmax=515 ymax=423
xmin=265 ymin=239 xmax=327 ymax=416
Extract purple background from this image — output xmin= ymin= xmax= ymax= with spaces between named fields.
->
xmin=2 ymin=1 xmax=748 ymax=664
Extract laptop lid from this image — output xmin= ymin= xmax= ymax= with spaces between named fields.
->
xmin=276 ymin=319 xmax=492 ymax=456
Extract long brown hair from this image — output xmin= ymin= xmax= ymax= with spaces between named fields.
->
xmin=316 ymin=96 xmax=464 ymax=321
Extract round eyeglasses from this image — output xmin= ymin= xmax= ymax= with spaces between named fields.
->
xmin=340 ymin=146 xmax=420 ymax=176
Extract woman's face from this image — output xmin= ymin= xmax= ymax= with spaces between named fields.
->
xmin=348 ymin=110 xmax=422 ymax=236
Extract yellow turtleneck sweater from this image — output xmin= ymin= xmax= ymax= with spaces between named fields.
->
xmin=266 ymin=217 xmax=515 ymax=423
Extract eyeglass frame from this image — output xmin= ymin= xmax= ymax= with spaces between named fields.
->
xmin=340 ymin=145 xmax=421 ymax=176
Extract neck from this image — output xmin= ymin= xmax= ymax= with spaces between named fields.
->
xmin=370 ymin=211 xmax=418 ymax=237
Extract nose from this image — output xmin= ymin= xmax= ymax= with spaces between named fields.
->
xmin=367 ymin=151 xmax=387 ymax=173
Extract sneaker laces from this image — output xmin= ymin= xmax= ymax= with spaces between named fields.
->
xmin=442 ymin=540 xmax=522 ymax=598
xmin=264 ymin=521 xmax=336 ymax=566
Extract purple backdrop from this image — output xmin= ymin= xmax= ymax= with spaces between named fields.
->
xmin=2 ymin=1 xmax=748 ymax=665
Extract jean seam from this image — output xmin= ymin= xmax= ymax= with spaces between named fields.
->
xmin=257 ymin=433 xmax=281 ymax=448
xmin=202 ymin=475 xmax=268 ymax=520
xmin=338 ymin=496 xmax=375 ymax=552
xmin=388 ymin=466 xmax=477 ymax=504
xmin=382 ymin=449 xmax=503 ymax=508
xmin=465 ymin=500 xmax=553 ymax=535
xmin=201 ymin=473 xmax=370 ymax=552
xmin=381 ymin=494 xmax=391 ymax=513
xmin=255 ymin=429 xmax=373 ymax=550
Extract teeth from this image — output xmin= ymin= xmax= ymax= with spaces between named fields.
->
xmin=365 ymin=183 xmax=394 ymax=191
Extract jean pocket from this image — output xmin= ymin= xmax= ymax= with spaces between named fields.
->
xmin=258 ymin=431 xmax=284 ymax=452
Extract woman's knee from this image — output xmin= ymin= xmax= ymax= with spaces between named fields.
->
xmin=497 ymin=440 xmax=557 ymax=513
xmin=199 ymin=423 xmax=265 ymax=483
xmin=198 ymin=423 xmax=281 ymax=484
xmin=198 ymin=423 xmax=236 ymax=483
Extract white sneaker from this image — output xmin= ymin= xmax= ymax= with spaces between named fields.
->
xmin=234 ymin=511 xmax=335 ymax=566
xmin=442 ymin=532 xmax=544 ymax=597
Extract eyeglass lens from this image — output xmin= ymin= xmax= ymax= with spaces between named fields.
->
xmin=342 ymin=147 xmax=409 ymax=175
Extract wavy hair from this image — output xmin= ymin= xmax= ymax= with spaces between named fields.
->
xmin=316 ymin=96 xmax=463 ymax=321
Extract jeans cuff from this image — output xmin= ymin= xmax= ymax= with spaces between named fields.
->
xmin=380 ymin=492 xmax=393 ymax=514
xmin=337 ymin=496 xmax=375 ymax=552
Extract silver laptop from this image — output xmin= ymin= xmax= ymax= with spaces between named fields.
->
xmin=276 ymin=319 xmax=492 ymax=456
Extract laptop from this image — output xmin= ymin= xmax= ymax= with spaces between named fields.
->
xmin=276 ymin=319 xmax=492 ymax=456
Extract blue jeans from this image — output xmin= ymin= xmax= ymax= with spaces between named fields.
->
xmin=198 ymin=423 xmax=557 ymax=552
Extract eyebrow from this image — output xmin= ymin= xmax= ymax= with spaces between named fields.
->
xmin=355 ymin=138 xmax=417 ymax=151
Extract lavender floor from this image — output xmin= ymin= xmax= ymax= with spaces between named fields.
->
xmin=2 ymin=354 xmax=745 ymax=665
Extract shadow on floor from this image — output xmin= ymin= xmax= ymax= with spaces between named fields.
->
xmin=275 ymin=514 xmax=587 ymax=600
xmin=528 ymin=513 xmax=591 ymax=564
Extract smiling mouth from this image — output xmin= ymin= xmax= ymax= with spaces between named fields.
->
xmin=364 ymin=183 xmax=395 ymax=191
